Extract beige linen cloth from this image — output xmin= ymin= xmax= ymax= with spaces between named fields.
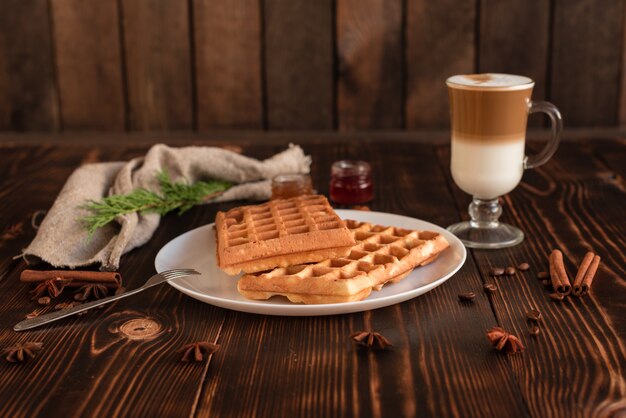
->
xmin=23 ymin=144 xmax=311 ymax=270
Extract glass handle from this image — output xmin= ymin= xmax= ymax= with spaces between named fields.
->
xmin=524 ymin=100 xmax=563 ymax=169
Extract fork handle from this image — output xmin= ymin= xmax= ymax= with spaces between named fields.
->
xmin=14 ymin=287 xmax=144 ymax=331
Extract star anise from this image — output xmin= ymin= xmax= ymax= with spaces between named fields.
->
xmin=179 ymin=342 xmax=220 ymax=362
xmin=3 ymin=342 xmax=43 ymax=363
xmin=350 ymin=331 xmax=392 ymax=350
xmin=25 ymin=309 xmax=44 ymax=319
xmin=486 ymin=326 xmax=525 ymax=354
xmin=30 ymin=277 xmax=71 ymax=300
xmin=1 ymin=222 xmax=23 ymax=240
xmin=74 ymin=284 xmax=109 ymax=301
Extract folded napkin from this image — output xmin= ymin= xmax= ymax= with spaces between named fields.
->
xmin=23 ymin=144 xmax=311 ymax=270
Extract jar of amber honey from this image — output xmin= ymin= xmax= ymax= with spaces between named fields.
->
xmin=271 ymin=173 xmax=313 ymax=199
xmin=329 ymin=160 xmax=373 ymax=204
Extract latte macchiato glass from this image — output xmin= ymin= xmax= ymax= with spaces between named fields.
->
xmin=446 ymin=73 xmax=562 ymax=249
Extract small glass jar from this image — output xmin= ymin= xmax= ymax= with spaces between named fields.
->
xmin=329 ymin=160 xmax=373 ymax=204
xmin=271 ymin=173 xmax=313 ymax=199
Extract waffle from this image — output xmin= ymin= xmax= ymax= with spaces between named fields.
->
xmin=237 ymin=220 xmax=450 ymax=304
xmin=215 ymin=195 xmax=356 ymax=275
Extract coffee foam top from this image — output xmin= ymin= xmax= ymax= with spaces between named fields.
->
xmin=447 ymin=73 xmax=534 ymax=91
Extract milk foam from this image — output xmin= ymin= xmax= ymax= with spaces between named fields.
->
xmin=447 ymin=74 xmax=533 ymax=90
xmin=451 ymin=136 xmax=525 ymax=199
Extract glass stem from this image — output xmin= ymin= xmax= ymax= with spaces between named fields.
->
xmin=468 ymin=198 xmax=502 ymax=229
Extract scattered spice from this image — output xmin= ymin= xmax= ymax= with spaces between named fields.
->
xmin=25 ymin=309 xmax=43 ymax=319
xmin=572 ymin=252 xmax=601 ymax=297
xmin=30 ymin=277 xmax=71 ymax=299
xmin=549 ymin=249 xmax=571 ymax=295
xmin=505 ymin=267 xmax=516 ymax=276
xmin=37 ymin=296 xmax=51 ymax=306
xmin=483 ymin=283 xmax=498 ymax=294
xmin=179 ymin=342 xmax=220 ymax=362
xmin=486 ymin=327 xmax=525 ymax=354
xmin=351 ymin=205 xmax=371 ymax=211
xmin=1 ymin=222 xmax=23 ymax=241
xmin=526 ymin=309 xmax=542 ymax=322
xmin=20 ymin=269 xmax=122 ymax=289
xmin=542 ymin=279 xmax=552 ymax=287
xmin=489 ymin=267 xmax=504 ymax=276
xmin=517 ymin=262 xmax=530 ymax=271
xmin=3 ymin=342 xmax=43 ymax=363
xmin=350 ymin=331 xmax=392 ymax=350
xmin=54 ymin=301 xmax=82 ymax=311
xmin=529 ymin=325 xmax=540 ymax=336
xmin=74 ymin=284 xmax=109 ymax=301
xmin=537 ymin=271 xmax=549 ymax=280
xmin=549 ymin=293 xmax=564 ymax=302
xmin=458 ymin=292 xmax=476 ymax=302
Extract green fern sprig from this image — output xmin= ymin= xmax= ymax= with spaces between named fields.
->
xmin=81 ymin=171 xmax=231 ymax=235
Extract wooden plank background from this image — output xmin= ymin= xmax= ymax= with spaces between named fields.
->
xmin=0 ymin=0 xmax=625 ymax=132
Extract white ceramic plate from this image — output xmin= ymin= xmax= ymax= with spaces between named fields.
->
xmin=154 ymin=210 xmax=466 ymax=316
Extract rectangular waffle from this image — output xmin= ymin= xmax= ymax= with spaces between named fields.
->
xmin=237 ymin=219 xmax=450 ymax=304
xmin=215 ymin=195 xmax=356 ymax=275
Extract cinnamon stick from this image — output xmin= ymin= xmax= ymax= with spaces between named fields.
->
xmin=573 ymin=254 xmax=601 ymax=296
xmin=20 ymin=270 xmax=121 ymax=289
xmin=572 ymin=252 xmax=594 ymax=296
xmin=549 ymin=250 xmax=571 ymax=295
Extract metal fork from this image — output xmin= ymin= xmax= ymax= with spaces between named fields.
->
xmin=13 ymin=269 xmax=200 ymax=332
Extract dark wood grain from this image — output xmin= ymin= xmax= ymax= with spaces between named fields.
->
xmin=0 ymin=138 xmax=624 ymax=418
xmin=264 ymin=0 xmax=334 ymax=130
xmin=551 ymin=0 xmax=623 ymax=126
xmin=337 ymin=0 xmax=404 ymax=129
xmin=405 ymin=0 xmax=476 ymax=129
xmin=479 ymin=0 xmax=549 ymax=127
xmin=0 ymin=127 xmax=624 ymax=147
xmin=50 ymin=0 xmax=126 ymax=130
xmin=121 ymin=0 xmax=194 ymax=131
xmin=0 ymin=146 xmax=228 ymax=418
xmin=0 ymin=0 xmax=58 ymax=131
xmin=436 ymin=143 xmax=626 ymax=416
xmin=618 ymin=3 xmax=626 ymax=126
xmin=193 ymin=0 xmax=263 ymax=130
xmin=479 ymin=0 xmax=549 ymax=98
xmin=591 ymin=138 xmax=626 ymax=180
xmin=195 ymin=142 xmax=528 ymax=418
xmin=2 ymin=3 xmax=626 ymax=131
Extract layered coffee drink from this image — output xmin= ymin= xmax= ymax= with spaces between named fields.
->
xmin=447 ymin=74 xmax=534 ymax=199
xmin=446 ymin=73 xmax=562 ymax=249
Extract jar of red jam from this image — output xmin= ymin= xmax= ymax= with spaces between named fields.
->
xmin=329 ymin=160 xmax=373 ymax=204
xmin=271 ymin=173 xmax=313 ymax=199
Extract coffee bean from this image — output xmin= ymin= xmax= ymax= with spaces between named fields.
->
xmin=549 ymin=293 xmax=564 ymax=302
xmin=483 ymin=283 xmax=498 ymax=294
xmin=542 ymin=279 xmax=552 ymax=287
xmin=489 ymin=267 xmax=504 ymax=276
xmin=529 ymin=325 xmax=540 ymax=336
xmin=458 ymin=292 xmax=476 ymax=302
xmin=37 ymin=296 xmax=51 ymax=306
xmin=505 ymin=267 xmax=516 ymax=276
xmin=526 ymin=309 xmax=542 ymax=322
xmin=537 ymin=271 xmax=549 ymax=280
xmin=518 ymin=262 xmax=530 ymax=271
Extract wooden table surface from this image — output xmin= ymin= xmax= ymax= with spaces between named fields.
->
xmin=0 ymin=135 xmax=624 ymax=418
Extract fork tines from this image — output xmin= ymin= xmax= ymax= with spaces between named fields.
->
xmin=161 ymin=269 xmax=200 ymax=278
